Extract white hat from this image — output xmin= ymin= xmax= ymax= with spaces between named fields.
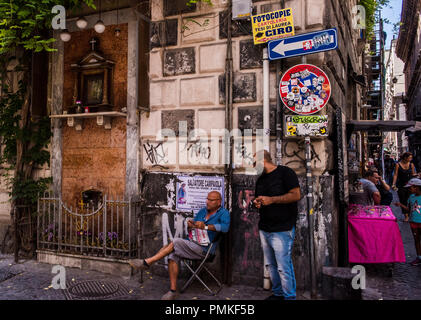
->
xmin=404 ymin=178 xmax=421 ymax=187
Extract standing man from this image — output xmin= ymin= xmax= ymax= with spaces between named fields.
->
xmin=253 ymin=150 xmax=301 ymax=300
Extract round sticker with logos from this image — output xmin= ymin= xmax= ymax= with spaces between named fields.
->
xmin=279 ymin=64 xmax=331 ymax=115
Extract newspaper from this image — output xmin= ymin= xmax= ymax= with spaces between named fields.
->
xmin=188 ymin=228 xmax=210 ymax=246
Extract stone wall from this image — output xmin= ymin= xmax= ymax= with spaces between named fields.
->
xmin=60 ymin=24 xmax=129 ymax=205
xmin=138 ymin=0 xmax=363 ymax=288
xmin=139 ymin=171 xmax=337 ymax=290
xmin=63 ymin=24 xmax=129 ymax=112
xmin=142 ymin=0 xmax=361 ymax=174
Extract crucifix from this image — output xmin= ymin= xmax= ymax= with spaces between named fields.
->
xmin=89 ymin=37 xmax=98 ymax=51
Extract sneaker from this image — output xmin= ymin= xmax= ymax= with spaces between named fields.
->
xmin=410 ymin=258 xmax=421 ymax=266
xmin=128 ymin=259 xmax=149 ymax=270
xmin=161 ymin=290 xmax=179 ymax=300
xmin=264 ymin=294 xmax=284 ymax=300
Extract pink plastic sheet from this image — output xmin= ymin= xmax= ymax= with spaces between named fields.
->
xmin=348 ymin=205 xmax=405 ymax=263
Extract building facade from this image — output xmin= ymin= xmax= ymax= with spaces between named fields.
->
xmin=384 ymin=39 xmax=407 ymax=159
xmin=1 ymin=0 xmax=366 ymax=294
xmin=396 ymin=0 xmax=421 ymax=170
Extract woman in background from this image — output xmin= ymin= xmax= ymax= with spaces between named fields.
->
xmin=393 ymin=152 xmax=417 ymax=221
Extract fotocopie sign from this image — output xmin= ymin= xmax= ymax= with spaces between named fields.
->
xmin=279 ymin=64 xmax=331 ymax=115
xmin=251 ymin=8 xmax=295 ymax=45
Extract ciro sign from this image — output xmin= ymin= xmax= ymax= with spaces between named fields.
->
xmin=279 ymin=64 xmax=331 ymax=115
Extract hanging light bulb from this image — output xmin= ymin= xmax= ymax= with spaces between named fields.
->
xmin=60 ymin=29 xmax=71 ymax=42
xmin=76 ymin=16 xmax=88 ymax=29
xmin=94 ymin=0 xmax=105 ymax=34
xmin=114 ymin=2 xmax=120 ymax=37
xmin=94 ymin=20 xmax=105 ymax=33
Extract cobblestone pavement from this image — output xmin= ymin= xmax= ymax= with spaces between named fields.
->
xmin=0 ymin=255 xmax=275 ymax=300
xmin=363 ymin=191 xmax=421 ymax=300
xmin=8 ymin=193 xmax=420 ymax=300
xmin=0 ymin=253 xmax=312 ymax=300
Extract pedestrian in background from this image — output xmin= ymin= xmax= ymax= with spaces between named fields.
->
xmin=369 ymin=166 xmax=393 ymax=206
xmin=358 ymin=169 xmax=382 ymax=206
xmin=253 ymin=150 xmax=301 ymax=300
xmin=384 ymin=154 xmax=396 ymax=185
xmin=392 ymin=152 xmax=417 ymax=222
xmin=394 ymin=178 xmax=421 ymax=266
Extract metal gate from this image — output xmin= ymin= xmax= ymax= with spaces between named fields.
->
xmin=37 ymin=192 xmax=139 ymax=259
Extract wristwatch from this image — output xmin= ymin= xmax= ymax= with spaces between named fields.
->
xmin=204 ymin=225 xmax=208 ymax=230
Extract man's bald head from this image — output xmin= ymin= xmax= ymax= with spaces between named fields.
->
xmin=254 ymin=150 xmax=273 ymax=163
xmin=208 ymin=191 xmax=222 ymax=200
xmin=206 ymin=191 xmax=222 ymax=212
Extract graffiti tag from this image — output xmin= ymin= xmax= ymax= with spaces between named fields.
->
xmin=143 ymin=141 xmax=168 ymax=166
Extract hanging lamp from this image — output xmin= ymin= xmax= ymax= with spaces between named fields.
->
xmin=115 ymin=1 xmax=121 ymax=37
xmin=94 ymin=0 xmax=105 ymax=33
xmin=60 ymin=29 xmax=71 ymax=42
xmin=76 ymin=16 xmax=88 ymax=29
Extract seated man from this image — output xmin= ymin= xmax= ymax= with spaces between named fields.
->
xmin=359 ymin=169 xmax=381 ymax=205
xmin=369 ymin=166 xmax=393 ymax=206
xmin=129 ymin=191 xmax=230 ymax=300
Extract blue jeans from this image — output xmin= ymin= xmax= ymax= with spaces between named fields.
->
xmin=259 ymin=227 xmax=296 ymax=300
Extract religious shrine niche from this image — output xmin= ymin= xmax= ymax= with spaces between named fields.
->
xmin=69 ymin=37 xmax=115 ymax=113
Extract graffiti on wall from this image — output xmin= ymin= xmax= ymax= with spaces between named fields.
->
xmin=234 ymin=140 xmax=254 ymax=166
xmin=231 ymin=174 xmax=262 ymax=275
xmin=283 ymin=140 xmax=321 ymax=166
xmin=181 ymin=140 xmax=212 ymax=164
xmin=143 ymin=141 xmax=167 ymax=166
xmin=143 ymin=140 xmax=176 ymax=167
xmin=161 ymin=211 xmax=193 ymax=265
xmin=236 ymin=188 xmax=260 ymax=270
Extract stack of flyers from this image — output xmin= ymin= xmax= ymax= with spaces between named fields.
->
xmin=188 ymin=228 xmax=210 ymax=246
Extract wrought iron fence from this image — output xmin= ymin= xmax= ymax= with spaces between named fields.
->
xmin=37 ymin=192 xmax=138 ymax=259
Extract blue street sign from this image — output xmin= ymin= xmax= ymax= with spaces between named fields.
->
xmin=268 ymin=28 xmax=338 ymax=60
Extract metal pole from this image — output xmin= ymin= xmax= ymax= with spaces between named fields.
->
xmin=223 ymin=1 xmax=233 ymax=286
xmin=275 ymin=0 xmax=285 ymax=166
xmin=305 ymin=136 xmax=316 ymax=298
xmin=276 ymin=59 xmax=283 ymax=165
xmin=301 ymin=54 xmax=316 ymax=297
xmin=263 ymin=47 xmax=270 ymax=151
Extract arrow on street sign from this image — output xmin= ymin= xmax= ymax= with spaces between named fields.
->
xmin=268 ymin=28 xmax=338 ymax=60
xmin=272 ymin=40 xmax=303 ymax=56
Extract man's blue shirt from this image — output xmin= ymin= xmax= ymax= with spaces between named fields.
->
xmin=192 ymin=206 xmax=230 ymax=254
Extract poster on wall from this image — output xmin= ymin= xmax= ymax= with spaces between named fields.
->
xmin=285 ymin=115 xmax=328 ymax=137
xmin=279 ymin=64 xmax=331 ymax=115
xmin=251 ymin=8 xmax=295 ymax=45
xmin=176 ymin=175 xmax=225 ymax=214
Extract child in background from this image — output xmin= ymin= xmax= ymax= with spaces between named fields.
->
xmin=395 ymin=178 xmax=421 ymax=266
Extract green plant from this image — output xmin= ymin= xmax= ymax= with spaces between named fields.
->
xmin=359 ymin=0 xmax=390 ymax=40
xmin=0 ymin=80 xmax=53 ymax=207
xmin=0 ymin=0 xmax=95 ymax=54
xmin=186 ymin=0 xmax=213 ymax=7
xmin=0 ymin=0 xmax=95 ymax=212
